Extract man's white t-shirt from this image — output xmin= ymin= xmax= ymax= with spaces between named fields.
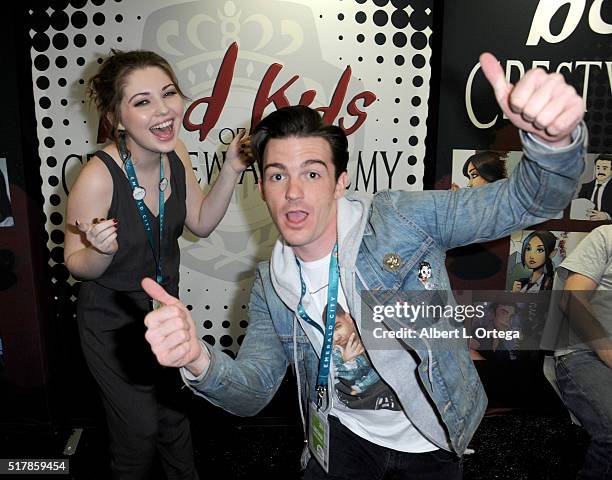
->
xmin=298 ymin=253 xmax=438 ymax=453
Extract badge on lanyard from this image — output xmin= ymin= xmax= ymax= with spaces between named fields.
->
xmin=296 ymin=243 xmax=339 ymax=474
xmin=132 ymin=186 xmax=146 ymax=201
xmin=308 ymin=402 xmax=330 ymax=473
xmin=159 ymin=177 xmax=169 ymax=192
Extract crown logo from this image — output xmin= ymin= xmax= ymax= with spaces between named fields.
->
xmin=142 ymin=0 xmax=315 ymax=98
xmin=137 ymin=0 xmax=377 ymax=281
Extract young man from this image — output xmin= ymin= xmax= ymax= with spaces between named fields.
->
xmin=142 ymin=53 xmax=586 ymax=478
xmin=551 ymin=225 xmax=612 ymax=479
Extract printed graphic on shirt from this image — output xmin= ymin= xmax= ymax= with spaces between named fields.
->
xmin=325 ymin=304 xmax=400 ymax=411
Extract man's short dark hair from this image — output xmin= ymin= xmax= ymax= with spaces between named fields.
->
xmin=595 ymin=154 xmax=612 ymax=166
xmin=250 ymin=105 xmax=349 ymax=181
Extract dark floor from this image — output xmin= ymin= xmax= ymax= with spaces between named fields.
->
xmin=0 ymin=404 xmax=589 ymax=479
xmin=0 ymin=367 xmax=590 ymax=479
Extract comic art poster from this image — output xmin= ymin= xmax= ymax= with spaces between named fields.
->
xmin=506 ymin=230 xmax=589 ymax=293
xmin=570 ymin=153 xmax=612 ymax=221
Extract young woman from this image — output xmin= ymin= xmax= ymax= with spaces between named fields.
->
xmin=512 ymin=231 xmax=558 ymax=293
xmin=64 ymin=50 xmax=250 ymax=479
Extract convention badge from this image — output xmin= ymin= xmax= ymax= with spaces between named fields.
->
xmin=132 ymin=186 xmax=146 ymax=200
xmin=308 ymin=402 xmax=330 ymax=473
xmin=159 ymin=177 xmax=169 ymax=192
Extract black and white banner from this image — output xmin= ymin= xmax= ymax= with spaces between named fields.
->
xmin=29 ymin=0 xmax=433 ymax=351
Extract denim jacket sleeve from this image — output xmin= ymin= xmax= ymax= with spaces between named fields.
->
xmin=180 ymin=266 xmax=289 ymax=416
xmin=386 ymin=123 xmax=587 ymax=250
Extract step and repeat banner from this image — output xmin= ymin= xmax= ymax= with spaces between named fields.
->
xmin=28 ymin=0 xmax=433 ymax=353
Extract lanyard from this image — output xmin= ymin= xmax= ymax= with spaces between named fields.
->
xmin=295 ymin=243 xmax=339 ymax=409
xmin=123 ymin=156 xmax=165 ymax=285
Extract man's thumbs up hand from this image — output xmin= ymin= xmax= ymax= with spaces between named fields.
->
xmin=142 ymin=278 xmax=209 ymax=376
xmin=480 ymin=52 xmax=583 ymax=147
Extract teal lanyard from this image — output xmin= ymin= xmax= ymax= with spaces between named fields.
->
xmin=123 ymin=156 xmax=165 ymax=285
xmin=295 ymin=243 xmax=339 ymax=408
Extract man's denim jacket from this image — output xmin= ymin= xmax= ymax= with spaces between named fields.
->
xmin=184 ymin=126 xmax=586 ymax=455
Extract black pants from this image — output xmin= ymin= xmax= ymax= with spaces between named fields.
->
xmin=303 ymin=416 xmax=462 ymax=480
xmin=78 ymin=286 xmax=199 ymax=480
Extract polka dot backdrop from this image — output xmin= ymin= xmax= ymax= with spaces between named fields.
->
xmin=29 ymin=0 xmax=433 ymax=354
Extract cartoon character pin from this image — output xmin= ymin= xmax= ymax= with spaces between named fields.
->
xmin=417 ymin=261 xmax=434 ymax=290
